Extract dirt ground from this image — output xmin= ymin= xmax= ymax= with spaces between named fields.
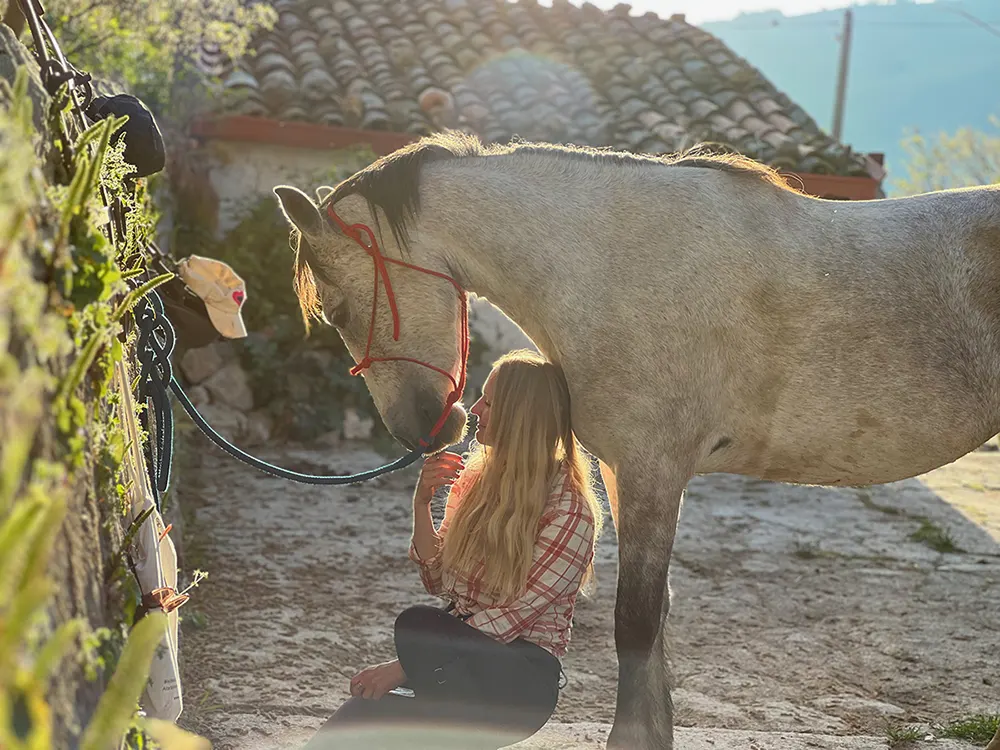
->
xmin=173 ymin=435 xmax=1000 ymax=749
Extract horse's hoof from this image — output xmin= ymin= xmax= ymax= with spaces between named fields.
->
xmin=606 ymin=724 xmax=671 ymax=750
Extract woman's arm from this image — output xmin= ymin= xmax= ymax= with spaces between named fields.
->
xmin=408 ymin=453 xmax=464 ymax=597
xmin=411 ymin=499 xmax=441 ymax=562
xmin=409 ymin=487 xmax=448 ymax=597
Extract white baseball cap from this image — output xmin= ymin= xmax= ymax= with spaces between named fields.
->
xmin=175 ymin=255 xmax=248 ymax=339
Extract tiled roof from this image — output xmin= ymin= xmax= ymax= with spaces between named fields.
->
xmin=206 ymin=0 xmax=879 ymax=178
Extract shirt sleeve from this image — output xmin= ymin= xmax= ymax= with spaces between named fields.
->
xmin=465 ymin=501 xmax=595 ymax=644
xmin=408 ymin=479 xmax=464 ymax=597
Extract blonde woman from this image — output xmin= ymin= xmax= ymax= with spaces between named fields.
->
xmin=303 ymin=350 xmax=603 ymax=749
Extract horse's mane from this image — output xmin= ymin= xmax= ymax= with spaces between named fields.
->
xmin=325 ymin=130 xmax=798 ymax=253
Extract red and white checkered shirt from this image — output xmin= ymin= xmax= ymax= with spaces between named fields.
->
xmin=409 ymin=462 xmax=596 ymax=658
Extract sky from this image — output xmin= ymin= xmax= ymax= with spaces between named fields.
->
xmin=559 ymin=0 xmax=892 ymax=24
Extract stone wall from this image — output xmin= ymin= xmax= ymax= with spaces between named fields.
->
xmin=0 ymin=23 xmax=177 ymax=748
xmin=177 ymin=340 xmax=377 ymax=444
xmin=178 ymin=341 xmax=272 ymax=444
xmin=204 ymin=140 xmax=375 ymax=235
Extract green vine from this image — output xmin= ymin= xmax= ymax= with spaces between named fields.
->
xmin=0 ymin=58 xmax=205 ymax=750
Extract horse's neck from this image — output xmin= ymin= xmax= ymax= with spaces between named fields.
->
xmin=419 ymin=160 xmax=604 ymax=362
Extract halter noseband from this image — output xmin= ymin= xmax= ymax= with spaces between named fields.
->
xmin=324 ymin=204 xmax=470 ymax=450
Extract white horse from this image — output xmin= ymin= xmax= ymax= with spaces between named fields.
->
xmin=274 ymin=131 xmax=1000 ymax=750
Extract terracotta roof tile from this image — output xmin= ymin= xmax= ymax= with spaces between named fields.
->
xmin=210 ymin=0 xmax=875 ymax=177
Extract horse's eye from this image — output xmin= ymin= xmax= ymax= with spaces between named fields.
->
xmin=328 ymin=301 xmax=349 ymax=328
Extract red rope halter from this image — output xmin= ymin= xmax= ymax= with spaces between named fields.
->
xmin=326 ymin=205 xmax=469 ymax=449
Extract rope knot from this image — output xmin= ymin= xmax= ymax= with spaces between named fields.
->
xmin=350 ymin=357 xmax=373 ymax=376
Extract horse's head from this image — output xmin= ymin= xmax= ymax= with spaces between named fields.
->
xmin=273 ymin=184 xmax=469 ymax=453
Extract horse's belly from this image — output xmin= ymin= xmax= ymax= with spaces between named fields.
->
xmin=703 ymin=400 xmax=999 ymax=487
xmin=750 ymin=444 xmax=963 ymax=486
xmin=700 ymin=312 xmax=1000 ymax=485
xmin=709 ymin=436 xmax=970 ymax=486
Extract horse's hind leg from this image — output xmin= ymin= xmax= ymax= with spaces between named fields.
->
xmin=606 ymin=458 xmax=692 ymax=750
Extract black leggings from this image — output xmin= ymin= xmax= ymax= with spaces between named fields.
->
xmin=302 ymin=604 xmax=561 ymax=749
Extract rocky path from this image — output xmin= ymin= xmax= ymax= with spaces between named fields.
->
xmin=174 ymin=438 xmax=1000 ymax=749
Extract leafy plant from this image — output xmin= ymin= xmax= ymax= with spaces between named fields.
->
xmin=885 ymin=722 xmax=923 ymax=748
xmin=895 ymin=118 xmax=1000 ymax=195
xmin=908 ymin=517 xmax=962 ymax=554
xmin=936 ymin=713 xmax=1000 ymax=744
xmin=0 ymin=57 xmax=208 ymax=749
xmin=79 ymin=612 xmax=167 ymax=750
xmin=42 ymin=0 xmax=276 ymax=119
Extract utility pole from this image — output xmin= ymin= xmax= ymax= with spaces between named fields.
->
xmin=831 ymin=7 xmax=853 ymax=142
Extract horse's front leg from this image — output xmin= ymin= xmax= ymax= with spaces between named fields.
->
xmin=606 ymin=459 xmax=692 ymax=750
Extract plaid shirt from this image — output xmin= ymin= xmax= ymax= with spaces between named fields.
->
xmin=408 ymin=462 xmax=596 ymax=658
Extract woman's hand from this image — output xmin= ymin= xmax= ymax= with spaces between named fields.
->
xmin=413 ymin=452 xmax=464 ymax=506
xmin=349 ymin=659 xmax=407 ymax=700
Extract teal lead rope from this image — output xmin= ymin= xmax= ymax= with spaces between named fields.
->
xmin=135 ymin=290 xmax=425 ymax=503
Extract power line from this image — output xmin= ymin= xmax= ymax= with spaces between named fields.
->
xmin=719 ymin=20 xmax=1000 ymax=30
xmin=865 ymin=20 xmax=1000 ymax=27
xmin=716 ymin=18 xmax=1000 ymax=32
xmin=938 ymin=6 xmax=1000 ymax=40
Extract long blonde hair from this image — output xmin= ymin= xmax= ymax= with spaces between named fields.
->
xmin=440 ymin=350 xmax=604 ymax=602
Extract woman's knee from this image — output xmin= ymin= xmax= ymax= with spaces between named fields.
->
xmin=394 ymin=605 xmax=452 ymax=678
xmin=394 ymin=605 xmax=455 ymax=654
xmin=394 ymin=604 xmax=446 ymax=634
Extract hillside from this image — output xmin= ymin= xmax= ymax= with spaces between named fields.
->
xmin=703 ymin=0 xmax=1000 ymax=194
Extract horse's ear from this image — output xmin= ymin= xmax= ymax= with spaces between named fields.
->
xmin=274 ymin=185 xmax=325 ymax=237
xmin=316 ymin=185 xmax=335 ymax=203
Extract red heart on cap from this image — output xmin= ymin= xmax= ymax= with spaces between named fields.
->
xmin=232 ymin=290 xmax=245 ymax=306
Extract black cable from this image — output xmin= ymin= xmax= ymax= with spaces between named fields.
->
xmin=135 ymin=290 xmax=425 ymax=489
xmin=169 ymin=378 xmax=424 ymax=484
